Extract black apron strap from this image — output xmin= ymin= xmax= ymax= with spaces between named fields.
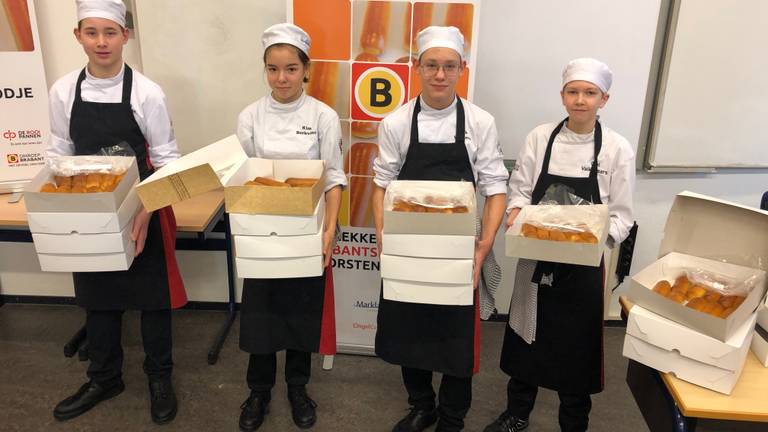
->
xmin=74 ymin=69 xmax=87 ymax=103
xmin=121 ymin=65 xmax=133 ymax=104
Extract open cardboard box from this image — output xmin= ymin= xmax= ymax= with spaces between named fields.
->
xmin=380 ymin=253 xmax=473 ymax=305
xmin=224 ymin=158 xmax=324 ymax=216
xmin=628 ymin=191 xmax=768 ymax=341
xmin=382 ymin=233 xmax=475 ymax=259
xmin=24 ymin=156 xmax=138 ymax=213
xmin=505 ymin=204 xmax=609 ymax=267
xmin=27 ymin=183 xmax=141 ymax=234
xmin=230 ymin=197 xmax=324 ymax=236
xmin=383 ymin=180 xmax=476 ymax=236
xmin=626 ymin=305 xmax=756 ymax=372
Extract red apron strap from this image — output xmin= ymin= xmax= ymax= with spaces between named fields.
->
xmin=473 ymin=288 xmax=481 ymax=375
xmin=318 ymin=266 xmax=337 ymax=355
xmin=158 ymin=206 xmax=187 ymax=309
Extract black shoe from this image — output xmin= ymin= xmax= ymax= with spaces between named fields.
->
xmin=53 ymin=380 xmax=125 ymax=421
xmin=149 ymin=378 xmax=178 ymax=425
xmin=393 ymin=407 xmax=438 ymax=432
xmin=288 ymin=386 xmax=317 ymax=429
xmin=483 ymin=411 xmax=529 ymax=432
xmin=239 ymin=392 xmax=270 ymax=432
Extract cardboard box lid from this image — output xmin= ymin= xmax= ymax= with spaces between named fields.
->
xmin=661 ymin=191 xmax=768 ymax=270
xmin=627 ymin=305 xmax=757 ymax=371
xmin=23 ymin=157 xmax=139 ymax=213
xmin=380 ymin=254 xmax=473 ymax=284
xmin=136 ymin=135 xmax=247 ymax=211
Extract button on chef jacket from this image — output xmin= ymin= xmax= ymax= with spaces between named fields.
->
xmin=47 ymin=64 xmax=180 ymax=167
xmin=507 ymin=122 xmax=636 ymax=244
xmin=236 ymin=92 xmax=347 ymax=191
xmin=373 ymin=97 xmax=508 ymax=197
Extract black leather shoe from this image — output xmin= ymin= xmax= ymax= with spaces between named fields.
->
xmin=149 ymin=378 xmax=178 ymax=425
xmin=288 ymin=387 xmax=317 ymax=429
xmin=239 ymin=392 xmax=270 ymax=432
xmin=483 ymin=411 xmax=529 ymax=432
xmin=392 ymin=407 xmax=438 ymax=432
xmin=53 ymin=380 xmax=125 ymax=421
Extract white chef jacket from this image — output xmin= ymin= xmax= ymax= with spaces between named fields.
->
xmin=47 ymin=63 xmax=180 ymax=167
xmin=507 ymin=122 xmax=636 ymax=244
xmin=236 ymin=92 xmax=346 ymax=192
xmin=373 ymin=97 xmax=508 ymax=197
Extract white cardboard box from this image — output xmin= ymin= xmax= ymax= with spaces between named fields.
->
xmin=629 ymin=252 xmax=765 ymax=342
xmin=233 ymin=229 xmax=322 ymax=259
xmin=37 ymin=237 xmax=136 ymax=272
xmin=752 ymin=324 xmax=768 ymax=367
xmin=505 ymin=204 xmax=609 ymax=267
xmin=622 ymin=309 xmax=756 ymax=395
xmin=380 ymin=254 xmax=473 ymax=305
xmin=626 ymin=305 xmax=757 ymax=371
xmin=382 ymin=233 xmax=475 ymax=259
xmin=27 ymin=182 xmax=141 ymax=234
xmin=235 ymin=256 xmax=323 ymax=279
xmin=229 ymin=196 xmax=325 ymax=236
xmin=383 ymin=180 xmax=476 ymax=236
xmin=24 ymin=156 xmax=139 ymax=213
xmin=136 ymin=135 xmax=326 ymax=214
xmin=627 ymin=191 xmax=768 ymax=342
xmin=32 ymin=223 xmax=132 ymax=254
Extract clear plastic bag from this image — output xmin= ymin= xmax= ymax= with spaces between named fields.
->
xmin=40 ymin=143 xmax=135 ymax=193
xmin=518 ymin=204 xmax=605 ymax=243
xmin=385 ymin=180 xmax=474 ymax=213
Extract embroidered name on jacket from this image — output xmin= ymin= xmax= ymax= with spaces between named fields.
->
xmin=296 ymin=125 xmax=317 ymax=136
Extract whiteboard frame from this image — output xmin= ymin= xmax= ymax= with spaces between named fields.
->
xmin=642 ymin=0 xmax=768 ymax=171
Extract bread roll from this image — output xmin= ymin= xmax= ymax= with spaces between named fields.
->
xmin=40 ymin=183 xmax=57 ymax=193
xmin=252 ymin=177 xmax=291 ymax=187
xmin=86 ymin=173 xmax=102 ymax=192
xmin=652 ymin=280 xmax=672 ymax=296
xmin=685 ymin=285 xmax=708 ymax=301
xmin=285 ymin=177 xmax=318 ymax=187
xmin=667 ymin=291 xmax=686 ymax=304
xmin=521 ymin=223 xmax=538 ymax=238
xmin=536 ymin=228 xmax=550 ymax=240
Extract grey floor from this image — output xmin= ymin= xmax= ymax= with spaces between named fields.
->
xmin=0 ymin=304 xmax=762 ymax=431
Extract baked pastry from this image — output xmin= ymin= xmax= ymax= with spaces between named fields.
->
xmin=40 ymin=183 xmax=57 ymax=193
xmin=40 ymin=172 xmax=124 ymax=193
xmin=654 ymin=275 xmax=747 ymax=319
xmin=251 ymin=177 xmax=291 ymax=187
xmin=685 ymin=285 xmax=708 ymax=301
xmin=284 ymin=178 xmax=318 ymax=187
xmin=652 ymin=280 xmax=672 ymax=296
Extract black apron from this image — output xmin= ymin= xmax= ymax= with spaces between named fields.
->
xmin=375 ymin=97 xmax=480 ymax=378
xmin=239 ymin=268 xmax=336 ymax=355
xmin=70 ymin=65 xmax=186 ymax=311
xmin=500 ymin=118 xmax=605 ymax=394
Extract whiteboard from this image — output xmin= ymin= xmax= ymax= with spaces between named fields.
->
xmin=473 ymin=0 xmax=661 ymax=161
xmin=648 ymin=0 xmax=768 ymax=169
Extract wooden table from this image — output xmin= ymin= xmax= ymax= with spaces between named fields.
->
xmin=0 ymin=190 xmax=237 ymax=366
xmin=620 ymin=297 xmax=768 ymax=430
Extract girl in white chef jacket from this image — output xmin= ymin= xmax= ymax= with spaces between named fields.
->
xmin=234 ymin=23 xmax=345 ymax=432
xmin=484 ymin=58 xmax=635 ymax=432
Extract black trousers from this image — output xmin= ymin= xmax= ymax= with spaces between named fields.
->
xmin=506 ymin=377 xmax=592 ymax=432
xmin=85 ymin=309 xmax=173 ymax=385
xmin=401 ymin=366 xmax=472 ymax=431
xmin=246 ymin=350 xmax=311 ymax=394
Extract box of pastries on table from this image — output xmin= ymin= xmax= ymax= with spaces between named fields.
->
xmin=628 ymin=191 xmax=768 ymax=342
xmin=505 ymin=204 xmax=609 ymax=267
xmin=382 ymin=180 xmax=476 ymax=236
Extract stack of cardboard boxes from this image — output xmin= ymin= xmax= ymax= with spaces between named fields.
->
xmin=380 ymin=180 xmax=476 ymax=306
xmin=25 ymin=157 xmax=141 ymax=272
xmin=624 ymin=192 xmax=768 ymax=394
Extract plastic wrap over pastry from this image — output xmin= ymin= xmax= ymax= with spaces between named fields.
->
xmin=650 ymin=267 xmax=760 ymax=319
xmin=384 ymin=180 xmax=474 ymax=214
xmin=517 ymin=205 xmax=604 ymax=243
xmin=40 ymin=156 xmax=131 ymax=193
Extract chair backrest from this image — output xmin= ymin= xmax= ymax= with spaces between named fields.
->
xmin=762 ymin=191 xmax=768 ymax=211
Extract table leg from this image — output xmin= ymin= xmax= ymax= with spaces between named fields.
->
xmin=207 ymin=213 xmax=237 ymax=365
xmin=64 ymin=324 xmax=87 ymax=358
xmin=626 ymin=359 xmax=697 ymax=432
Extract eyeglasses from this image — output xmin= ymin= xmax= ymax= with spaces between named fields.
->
xmin=420 ymin=62 xmax=461 ymax=76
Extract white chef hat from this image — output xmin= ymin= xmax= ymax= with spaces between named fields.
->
xmin=262 ymin=23 xmax=311 ymax=56
xmin=562 ymin=58 xmax=613 ymax=93
xmin=76 ymin=0 xmax=126 ymax=28
xmin=417 ymin=26 xmax=465 ymax=60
